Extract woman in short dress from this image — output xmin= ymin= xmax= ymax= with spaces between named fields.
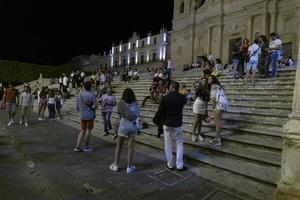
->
xmin=207 ymin=75 xmax=228 ymax=147
xmin=192 ymin=81 xmax=209 ymax=142
xmin=110 ymin=88 xmax=140 ymax=174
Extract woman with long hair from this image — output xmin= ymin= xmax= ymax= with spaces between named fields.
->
xmin=207 ymin=75 xmax=228 ymax=147
xmin=110 ymin=88 xmax=140 ymax=173
xmin=38 ymin=86 xmax=48 ymax=120
xmin=258 ymin=35 xmax=269 ymax=76
xmin=192 ymin=80 xmax=210 ymax=142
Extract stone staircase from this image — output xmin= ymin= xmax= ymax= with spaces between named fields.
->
xmin=61 ymin=67 xmax=296 ymax=200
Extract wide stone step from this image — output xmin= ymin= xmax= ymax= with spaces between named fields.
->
xmin=113 ymin=93 xmax=293 ymax=104
xmin=61 ymin=111 xmax=281 ymax=186
xmin=60 ymin=113 xmax=279 ymax=200
xmin=63 ymin=101 xmax=286 ymax=130
xmin=63 ymin=101 xmax=283 ymax=138
xmin=144 ymin=102 xmax=291 ymax=115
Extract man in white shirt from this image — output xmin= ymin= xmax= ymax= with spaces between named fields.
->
xmin=264 ymin=32 xmax=282 ymax=78
xmin=63 ymin=74 xmax=69 ymax=90
xmin=245 ymin=39 xmax=261 ymax=85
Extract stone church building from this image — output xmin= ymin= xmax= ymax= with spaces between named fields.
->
xmin=171 ymin=0 xmax=300 ymax=68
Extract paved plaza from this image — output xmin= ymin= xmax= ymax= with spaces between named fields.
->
xmin=0 ymin=109 xmax=256 ymax=200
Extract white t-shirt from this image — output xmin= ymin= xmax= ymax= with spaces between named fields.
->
xmin=167 ymin=60 xmax=172 ymax=69
xmin=63 ymin=76 xmax=68 ymax=86
xmin=248 ymin=43 xmax=261 ymax=61
xmin=269 ymin=39 xmax=282 ymax=52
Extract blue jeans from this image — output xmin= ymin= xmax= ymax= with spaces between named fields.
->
xmin=265 ymin=52 xmax=278 ymax=78
xmin=102 ymin=112 xmax=112 ymax=132
xmin=232 ymin=58 xmax=240 ymax=79
xmin=167 ymin=68 xmax=172 ymax=78
xmin=48 ymin=103 xmax=56 ymax=119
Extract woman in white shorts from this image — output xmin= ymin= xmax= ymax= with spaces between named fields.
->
xmin=192 ymin=81 xmax=209 ymax=142
xmin=207 ymin=75 xmax=228 ymax=147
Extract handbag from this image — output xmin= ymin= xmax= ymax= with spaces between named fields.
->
xmin=118 ymin=117 xmax=137 ymax=135
xmin=203 ymin=115 xmax=211 ymax=123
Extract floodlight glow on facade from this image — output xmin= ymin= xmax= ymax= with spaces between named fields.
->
xmin=159 ymin=46 xmax=162 ymax=60
xmin=147 ymin=51 xmax=150 ymax=62
xmin=127 ymin=53 xmax=130 ymax=65
xmin=163 ymin=33 xmax=167 ymax=42
xmin=128 ymin=42 xmax=131 ymax=50
xmin=147 ymin=36 xmax=150 ymax=45
xmin=135 ymin=51 xmax=138 ymax=64
xmin=136 ymin=40 xmax=139 ymax=48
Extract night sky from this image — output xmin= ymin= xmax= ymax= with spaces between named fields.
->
xmin=0 ymin=0 xmax=174 ymax=65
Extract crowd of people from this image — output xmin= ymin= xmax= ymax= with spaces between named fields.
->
xmin=0 ymin=55 xmax=231 ymax=174
xmin=1 ymin=30 xmax=296 ymax=175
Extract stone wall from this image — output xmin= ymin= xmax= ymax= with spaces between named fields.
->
xmin=171 ymin=0 xmax=300 ymax=68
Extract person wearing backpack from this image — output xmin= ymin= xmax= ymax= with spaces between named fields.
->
xmin=245 ymin=39 xmax=261 ymax=85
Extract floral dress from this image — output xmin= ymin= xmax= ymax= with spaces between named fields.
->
xmin=210 ymin=84 xmax=228 ymax=111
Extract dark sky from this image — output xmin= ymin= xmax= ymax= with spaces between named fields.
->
xmin=0 ymin=0 xmax=174 ymax=65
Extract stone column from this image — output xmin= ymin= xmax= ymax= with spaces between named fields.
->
xmin=276 ymin=41 xmax=300 ymax=200
xmin=269 ymin=12 xmax=277 ymax=33
xmin=261 ymin=13 xmax=268 ymax=35
xmin=207 ymin=27 xmax=211 ymax=53
xmin=246 ymin=17 xmax=252 ymax=41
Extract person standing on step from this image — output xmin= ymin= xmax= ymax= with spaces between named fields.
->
xmin=110 ymin=88 xmax=140 ymax=173
xmin=167 ymin=57 xmax=173 ymax=79
xmin=4 ymin=83 xmax=20 ymax=127
xmin=158 ymin=81 xmax=187 ymax=171
xmin=47 ymin=89 xmax=56 ymax=121
xmin=98 ymin=88 xmax=117 ymax=136
xmin=55 ymin=90 xmax=64 ymax=120
xmin=19 ymin=86 xmax=33 ymax=127
xmin=244 ymin=39 xmax=261 ymax=85
xmin=74 ymin=81 xmax=98 ymax=152
xmin=207 ymin=75 xmax=228 ymax=147
xmin=239 ymin=38 xmax=250 ymax=79
xmin=264 ymin=32 xmax=282 ymax=78
xmin=38 ymin=86 xmax=48 ymax=120
xmin=192 ymin=81 xmax=210 ymax=142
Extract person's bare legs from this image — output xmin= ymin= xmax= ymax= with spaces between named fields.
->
xmin=214 ymin=110 xmax=224 ymax=139
xmin=113 ymin=136 xmax=124 ymax=165
xmin=76 ymin=130 xmax=86 ymax=148
xmin=198 ymin=115 xmax=203 ymax=135
xmin=84 ymin=129 xmax=92 ymax=147
xmin=192 ymin=114 xmax=200 ymax=141
xmin=127 ymin=136 xmax=135 ymax=166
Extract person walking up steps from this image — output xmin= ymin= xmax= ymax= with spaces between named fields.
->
xmin=74 ymin=81 xmax=98 ymax=152
xmin=98 ymin=88 xmax=117 ymax=136
xmin=157 ymin=81 xmax=187 ymax=171
xmin=4 ymin=83 xmax=20 ymax=127
xmin=110 ymin=88 xmax=140 ymax=173
xmin=19 ymin=86 xmax=33 ymax=127
xmin=207 ymin=75 xmax=228 ymax=147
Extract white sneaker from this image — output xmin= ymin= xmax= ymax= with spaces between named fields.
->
xmin=191 ymin=135 xmax=198 ymax=142
xmin=7 ymin=122 xmax=12 ymax=127
xmin=198 ymin=135 xmax=204 ymax=142
xmin=126 ymin=165 xmax=136 ymax=174
xmin=38 ymin=117 xmax=43 ymax=121
xmin=25 ymin=123 xmax=28 ymax=127
xmin=109 ymin=164 xmax=118 ymax=172
xmin=10 ymin=119 xmax=14 ymax=123
xmin=19 ymin=120 xmax=23 ymax=125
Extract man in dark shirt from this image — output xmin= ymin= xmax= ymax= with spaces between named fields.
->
xmin=157 ymin=81 xmax=187 ymax=171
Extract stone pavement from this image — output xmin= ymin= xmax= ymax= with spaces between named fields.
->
xmin=0 ymin=109 xmax=254 ymax=200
